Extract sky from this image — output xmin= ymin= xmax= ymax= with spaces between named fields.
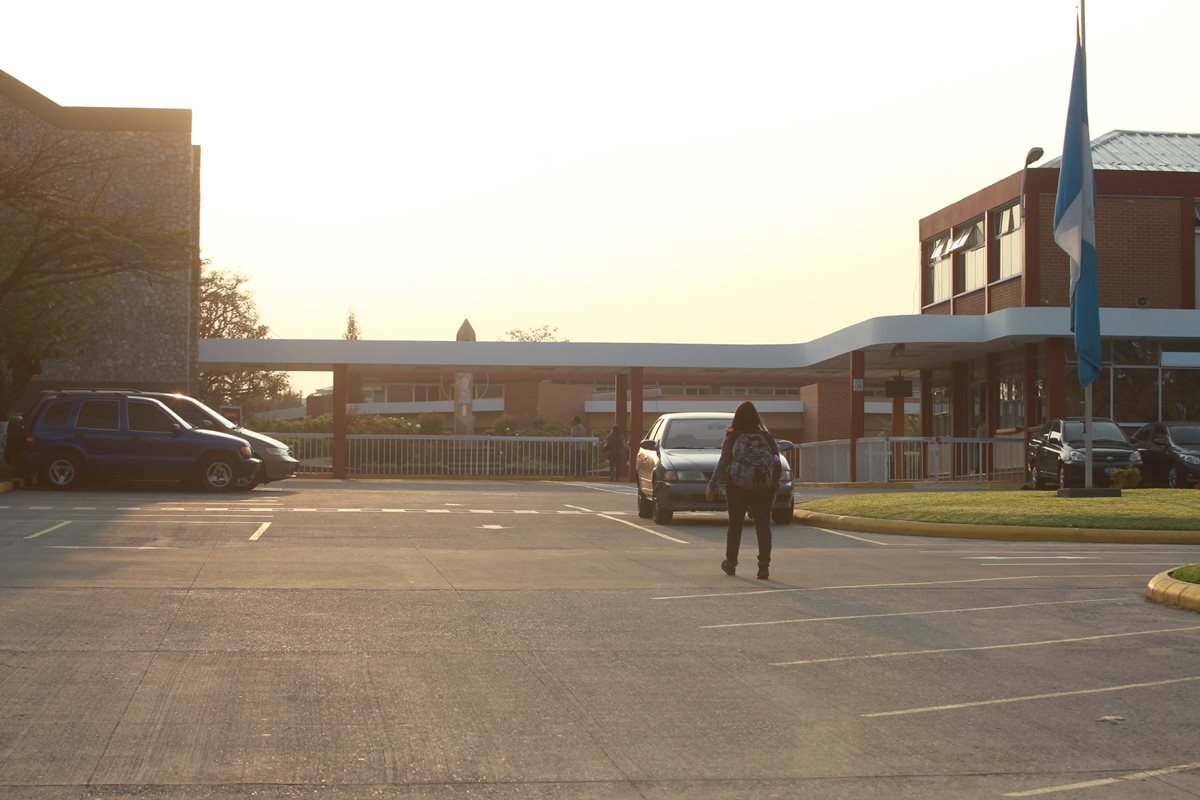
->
xmin=5 ymin=0 xmax=1199 ymax=396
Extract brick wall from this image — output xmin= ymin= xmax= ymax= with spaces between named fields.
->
xmin=1 ymin=71 xmax=199 ymax=398
xmin=1037 ymin=196 xmax=1183 ymax=308
xmin=988 ymin=277 xmax=1023 ymax=311
xmin=953 ymin=289 xmax=985 ymax=315
xmin=538 ymin=383 xmax=594 ymax=430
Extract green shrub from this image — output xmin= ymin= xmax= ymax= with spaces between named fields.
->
xmin=1110 ymin=466 xmax=1142 ymax=489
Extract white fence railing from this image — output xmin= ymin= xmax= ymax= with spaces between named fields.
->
xmin=796 ymin=435 xmax=1027 ymax=483
xmin=266 ymin=433 xmax=606 ymax=478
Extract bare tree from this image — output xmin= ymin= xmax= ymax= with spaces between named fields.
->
xmin=343 ymin=308 xmax=362 ymax=340
xmin=503 ymin=325 xmax=567 ymax=342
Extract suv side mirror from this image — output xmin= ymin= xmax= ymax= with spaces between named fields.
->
xmin=639 ymin=439 xmax=658 ymax=452
xmin=199 ymin=419 xmax=215 ymax=429
xmin=777 ymin=439 xmax=794 ymax=452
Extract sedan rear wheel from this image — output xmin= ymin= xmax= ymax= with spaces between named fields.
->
xmin=637 ymin=489 xmax=652 ymax=519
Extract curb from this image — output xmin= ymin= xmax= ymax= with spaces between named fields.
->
xmin=1147 ymin=569 xmax=1200 ymax=613
xmin=794 ymin=509 xmax=1200 ymax=545
xmin=0 ymin=478 xmax=20 ymax=493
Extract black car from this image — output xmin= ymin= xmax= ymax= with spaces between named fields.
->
xmin=14 ymin=389 xmax=261 ymax=491
xmin=1131 ymin=422 xmax=1200 ymax=488
xmin=635 ymin=411 xmax=794 ymax=525
xmin=1027 ymin=417 xmax=1142 ymax=489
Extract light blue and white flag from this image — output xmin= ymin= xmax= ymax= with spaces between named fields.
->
xmin=1053 ymin=30 xmax=1101 ymax=388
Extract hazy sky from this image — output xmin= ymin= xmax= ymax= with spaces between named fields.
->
xmin=5 ymin=1 xmax=1199 ymax=394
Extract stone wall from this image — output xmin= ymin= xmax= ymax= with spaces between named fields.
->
xmin=0 ymin=70 xmax=200 ymax=400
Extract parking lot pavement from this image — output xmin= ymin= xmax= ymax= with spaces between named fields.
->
xmin=1 ymin=480 xmax=1199 ymax=799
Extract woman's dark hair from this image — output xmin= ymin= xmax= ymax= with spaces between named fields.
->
xmin=727 ymin=400 xmax=766 ymax=433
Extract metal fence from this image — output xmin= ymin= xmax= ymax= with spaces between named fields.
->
xmin=796 ymin=435 xmax=1027 ymax=483
xmin=266 ymin=433 xmax=606 ymax=478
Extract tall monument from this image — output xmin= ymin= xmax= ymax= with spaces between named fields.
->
xmin=454 ymin=320 xmax=476 ymax=435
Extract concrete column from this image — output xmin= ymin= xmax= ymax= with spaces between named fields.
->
xmin=332 ymin=363 xmax=348 ymax=479
xmin=629 ymin=367 xmax=644 ymax=482
xmin=849 ymin=351 xmax=865 ymax=482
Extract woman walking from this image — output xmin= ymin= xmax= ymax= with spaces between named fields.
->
xmin=705 ymin=400 xmax=781 ymax=580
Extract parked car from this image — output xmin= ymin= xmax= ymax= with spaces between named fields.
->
xmin=635 ymin=411 xmax=794 ymax=525
xmin=139 ymin=392 xmax=298 ymax=490
xmin=16 ymin=389 xmax=261 ymax=491
xmin=1027 ymin=417 xmax=1141 ymax=489
xmin=1131 ymin=422 xmax=1200 ymax=488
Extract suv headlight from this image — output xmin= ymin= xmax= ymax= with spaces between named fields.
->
xmin=780 ymin=465 xmax=792 ymax=482
xmin=1128 ymin=451 xmax=1142 ymax=464
xmin=239 ymin=445 xmax=253 ymax=458
xmin=1066 ymin=449 xmax=1086 ymax=463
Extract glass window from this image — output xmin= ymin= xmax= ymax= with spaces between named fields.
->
xmin=993 ymin=206 xmax=1024 ymax=281
xmin=1111 ymin=368 xmax=1159 ymax=425
xmin=1168 ymin=424 xmax=1200 ymax=445
xmin=128 ymin=401 xmax=177 ymax=433
xmin=1111 ymin=340 xmax=1158 ymax=365
xmin=931 ymin=256 xmax=952 ymax=303
xmin=39 ymin=401 xmax=73 ymax=428
xmin=996 ymin=352 xmax=1024 ymax=430
xmin=1063 ymin=368 xmax=1111 ymax=419
xmin=1161 ymin=369 xmax=1200 ymax=420
xmin=76 ymin=400 xmax=119 ymax=430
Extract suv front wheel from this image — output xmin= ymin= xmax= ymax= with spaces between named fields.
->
xmin=43 ymin=451 xmax=84 ymax=490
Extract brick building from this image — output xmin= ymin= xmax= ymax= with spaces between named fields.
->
xmin=918 ymin=130 xmax=1200 ymax=440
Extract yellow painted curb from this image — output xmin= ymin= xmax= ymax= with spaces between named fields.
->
xmin=795 ymin=509 xmax=1200 ymax=545
xmin=0 ymin=478 xmax=19 ymax=493
xmin=1147 ymin=570 xmax=1200 ymax=613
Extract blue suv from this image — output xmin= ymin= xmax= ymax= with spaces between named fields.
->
xmin=15 ymin=390 xmax=261 ymax=491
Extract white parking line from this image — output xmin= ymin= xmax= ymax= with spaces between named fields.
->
xmin=653 ymin=574 xmax=1149 ymax=601
xmin=24 ymin=521 xmax=71 ymax=539
xmin=809 ymin=526 xmax=902 ymax=545
xmin=596 ymin=514 xmax=688 ymax=544
xmin=1003 ymin=762 xmax=1200 ymax=797
xmin=703 ymin=597 xmax=1128 ymax=630
xmin=564 ymin=504 xmax=593 ymax=512
xmin=862 ymin=675 xmax=1200 ymax=718
xmin=249 ymin=522 xmax=271 ymax=541
xmin=772 ymin=625 xmax=1200 ymax=666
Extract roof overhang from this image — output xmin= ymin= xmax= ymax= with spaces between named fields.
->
xmin=198 ymin=308 xmax=1200 ymax=380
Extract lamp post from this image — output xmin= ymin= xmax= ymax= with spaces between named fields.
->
xmin=1019 ymin=146 xmax=1044 ymax=219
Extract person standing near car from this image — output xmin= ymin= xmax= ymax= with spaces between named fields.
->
xmin=604 ymin=424 xmax=626 ymax=482
xmin=705 ymin=400 xmax=781 ymax=580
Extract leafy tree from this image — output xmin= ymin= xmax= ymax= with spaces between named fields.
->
xmin=0 ymin=134 xmax=191 ymax=416
xmin=503 ymin=325 xmax=567 ymax=342
xmin=343 ymin=308 xmax=362 ymax=340
xmin=198 ymin=265 xmax=293 ymax=408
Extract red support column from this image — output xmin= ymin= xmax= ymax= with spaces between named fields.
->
xmin=628 ymin=367 xmax=644 ymax=482
xmin=891 ymin=393 xmax=905 ymax=481
xmin=332 ymin=363 xmax=348 ymax=479
xmin=615 ymin=373 xmax=629 ymax=481
xmin=849 ymin=351 xmax=865 ymax=482
xmin=1044 ymin=339 xmax=1066 ymax=420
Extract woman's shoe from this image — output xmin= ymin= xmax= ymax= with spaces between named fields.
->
xmin=721 ymin=560 xmax=737 ymax=576
xmin=757 ymin=566 xmax=769 ymax=580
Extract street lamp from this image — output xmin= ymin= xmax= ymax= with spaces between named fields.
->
xmin=1019 ymin=146 xmax=1044 ymax=219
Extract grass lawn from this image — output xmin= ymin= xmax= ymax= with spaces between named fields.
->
xmin=1172 ymin=564 xmax=1200 ymax=584
xmin=797 ymin=489 xmax=1200 ymax=531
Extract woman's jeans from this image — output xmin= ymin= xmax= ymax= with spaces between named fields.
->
xmin=723 ymin=484 xmax=773 ymax=567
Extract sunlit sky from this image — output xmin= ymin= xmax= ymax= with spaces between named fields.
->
xmin=5 ymin=1 xmax=1199 ymax=394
